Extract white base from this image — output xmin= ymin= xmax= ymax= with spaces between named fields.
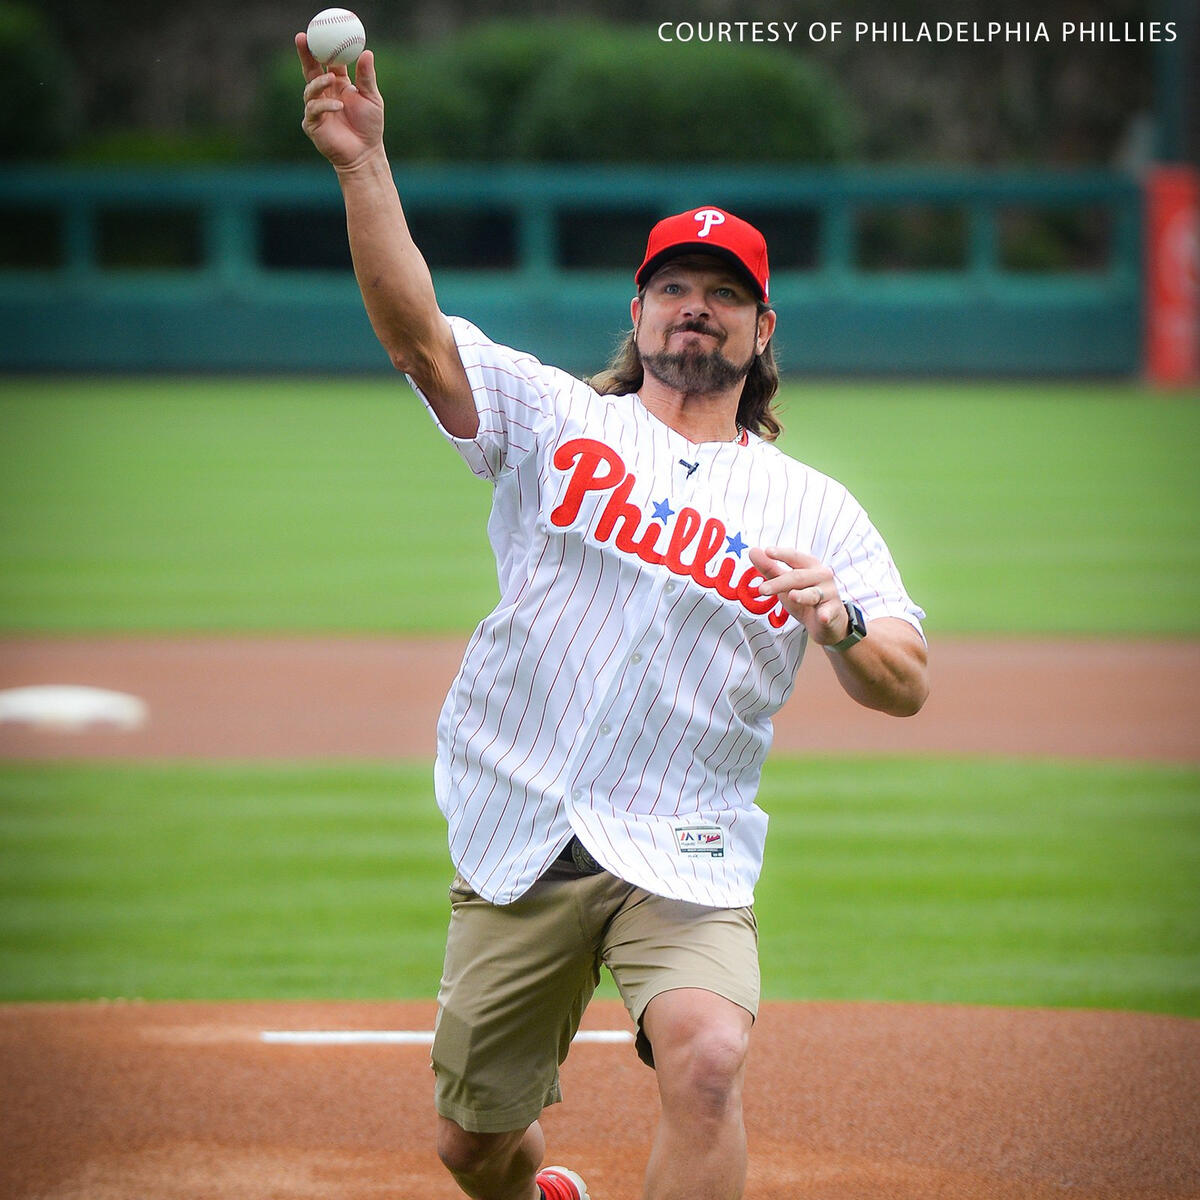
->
xmin=0 ymin=685 xmax=148 ymax=732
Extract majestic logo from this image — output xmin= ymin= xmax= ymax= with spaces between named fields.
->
xmin=675 ymin=824 xmax=725 ymax=857
xmin=694 ymin=208 xmax=726 ymax=239
xmin=549 ymin=437 xmax=789 ymax=628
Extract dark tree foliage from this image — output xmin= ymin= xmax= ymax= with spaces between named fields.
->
xmin=11 ymin=0 xmax=1183 ymax=165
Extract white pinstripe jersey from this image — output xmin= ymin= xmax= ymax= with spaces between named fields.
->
xmin=410 ymin=317 xmax=925 ymax=908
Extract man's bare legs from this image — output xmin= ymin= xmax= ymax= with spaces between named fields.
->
xmin=437 ymin=1118 xmax=545 ymax=1200
xmin=641 ymin=988 xmax=753 ymax=1200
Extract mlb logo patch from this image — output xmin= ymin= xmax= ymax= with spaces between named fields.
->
xmin=674 ymin=825 xmax=725 ymax=858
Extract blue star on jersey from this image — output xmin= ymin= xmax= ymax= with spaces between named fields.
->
xmin=726 ymin=531 xmax=748 ymax=557
xmin=652 ymin=498 xmax=675 ymax=522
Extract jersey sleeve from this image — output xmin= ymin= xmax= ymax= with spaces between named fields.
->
xmin=406 ymin=316 xmax=558 ymax=480
xmin=820 ymin=484 xmax=927 ymax=637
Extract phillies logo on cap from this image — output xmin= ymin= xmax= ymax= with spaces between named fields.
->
xmin=636 ymin=205 xmax=770 ymax=302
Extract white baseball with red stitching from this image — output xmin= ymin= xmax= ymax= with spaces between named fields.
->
xmin=306 ymin=8 xmax=366 ymax=67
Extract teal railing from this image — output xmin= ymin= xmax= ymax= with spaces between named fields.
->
xmin=0 ymin=165 xmax=1142 ymax=375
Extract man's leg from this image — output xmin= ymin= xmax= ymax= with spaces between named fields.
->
xmin=436 ymin=1118 xmax=544 ymax=1200
xmin=640 ymin=988 xmax=753 ymax=1200
xmin=601 ymin=888 xmax=759 ymax=1199
xmin=433 ymin=867 xmax=604 ymax=1198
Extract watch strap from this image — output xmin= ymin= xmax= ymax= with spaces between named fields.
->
xmin=828 ymin=600 xmax=867 ymax=652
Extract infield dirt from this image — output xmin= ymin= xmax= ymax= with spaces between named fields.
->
xmin=1 ymin=998 xmax=1197 ymax=1199
xmin=1 ymin=634 xmax=1197 ymax=1198
xmin=0 ymin=634 xmax=1196 ymax=762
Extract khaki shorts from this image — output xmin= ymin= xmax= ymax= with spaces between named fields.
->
xmin=431 ymin=857 xmax=759 ymax=1134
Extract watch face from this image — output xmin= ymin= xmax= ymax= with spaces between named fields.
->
xmin=847 ymin=602 xmax=867 ymax=637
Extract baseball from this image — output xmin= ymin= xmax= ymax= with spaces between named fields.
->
xmin=306 ymin=8 xmax=366 ymax=67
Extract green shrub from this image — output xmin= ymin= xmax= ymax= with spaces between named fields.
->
xmin=397 ymin=20 xmax=580 ymax=159
xmin=65 ymin=128 xmax=245 ymax=166
xmin=257 ymin=19 xmax=857 ymax=164
xmin=511 ymin=29 xmax=855 ymax=163
xmin=257 ymin=36 xmax=484 ymax=162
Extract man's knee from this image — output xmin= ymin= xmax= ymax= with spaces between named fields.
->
xmin=644 ymin=990 xmax=752 ymax=1117
xmin=436 ymin=1117 xmax=525 ymax=1176
xmin=672 ymin=1024 xmax=748 ymax=1108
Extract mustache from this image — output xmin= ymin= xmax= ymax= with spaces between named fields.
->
xmin=670 ymin=319 xmax=723 ymax=339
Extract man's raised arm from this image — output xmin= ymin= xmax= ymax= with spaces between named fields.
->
xmin=296 ymin=35 xmax=477 ymax=437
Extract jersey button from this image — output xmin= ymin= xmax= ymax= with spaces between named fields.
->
xmin=631 ymin=652 xmax=643 ymax=664
xmin=599 ymin=723 xmax=611 ymax=736
xmin=664 ymin=581 xmax=677 ymax=593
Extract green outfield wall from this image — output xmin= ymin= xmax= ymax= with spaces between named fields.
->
xmin=0 ymin=165 xmax=1142 ymax=376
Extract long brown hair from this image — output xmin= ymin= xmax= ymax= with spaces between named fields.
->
xmin=588 ymin=300 xmax=783 ymax=441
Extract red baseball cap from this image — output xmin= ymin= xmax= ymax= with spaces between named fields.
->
xmin=635 ymin=206 xmax=770 ymax=302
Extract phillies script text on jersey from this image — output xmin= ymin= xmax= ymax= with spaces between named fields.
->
xmin=550 ymin=437 xmax=791 ymax=629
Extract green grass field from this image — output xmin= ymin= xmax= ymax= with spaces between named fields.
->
xmin=1 ymin=377 xmax=1197 ymax=634
xmin=1 ymin=759 xmax=1196 ymax=1013
xmin=0 ymin=375 xmax=1197 ymax=1015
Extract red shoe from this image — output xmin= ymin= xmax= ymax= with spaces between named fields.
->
xmin=536 ymin=1165 xmax=590 ymax=1200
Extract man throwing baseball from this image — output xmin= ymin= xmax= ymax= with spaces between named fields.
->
xmin=298 ymin=35 xmax=928 ymax=1200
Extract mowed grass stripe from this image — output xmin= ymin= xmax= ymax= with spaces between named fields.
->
xmin=1 ymin=377 xmax=1197 ymax=633
xmin=0 ymin=757 xmax=1196 ymax=1014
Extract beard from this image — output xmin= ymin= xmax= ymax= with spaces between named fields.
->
xmin=639 ymin=323 xmax=755 ymax=395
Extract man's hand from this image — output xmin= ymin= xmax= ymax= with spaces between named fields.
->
xmin=749 ymin=545 xmax=849 ymax=646
xmin=296 ymin=35 xmax=384 ymax=171
xmin=749 ymin=544 xmax=928 ymax=716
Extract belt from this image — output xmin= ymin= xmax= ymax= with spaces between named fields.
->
xmin=556 ymin=836 xmax=605 ymax=875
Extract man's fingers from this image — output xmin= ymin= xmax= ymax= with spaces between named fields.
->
xmin=304 ymin=68 xmax=360 ymax=106
xmin=783 ymin=583 xmax=825 ymax=608
xmin=750 ymin=552 xmax=819 ymax=600
xmin=353 ymin=49 xmax=378 ymax=98
xmin=303 ymin=72 xmax=334 ymax=102
xmin=303 ymin=97 xmax=346 ymax=129
xmin=295 ymin=32 xmax=325 ymax=80
xmin=762 ymin=545 xmax=818 ymax=571
xmin=747 ymin=546 xmax=780 ymax=578
xmin=749 ymin=545 xmax=844 ymax=631
xmin=301 ymin=54 xmax=377 ymax=116
xmin=749 ymin=545 xmax=806 ymax=580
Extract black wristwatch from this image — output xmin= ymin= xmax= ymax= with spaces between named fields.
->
xmin=828 ymin=600 xmax=867 ymax=652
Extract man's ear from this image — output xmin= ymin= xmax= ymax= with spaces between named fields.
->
xmin=630 ymin=295 xmax=641 ymax=326
xmin=756 ymin=307 xmax=777 ymax=355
